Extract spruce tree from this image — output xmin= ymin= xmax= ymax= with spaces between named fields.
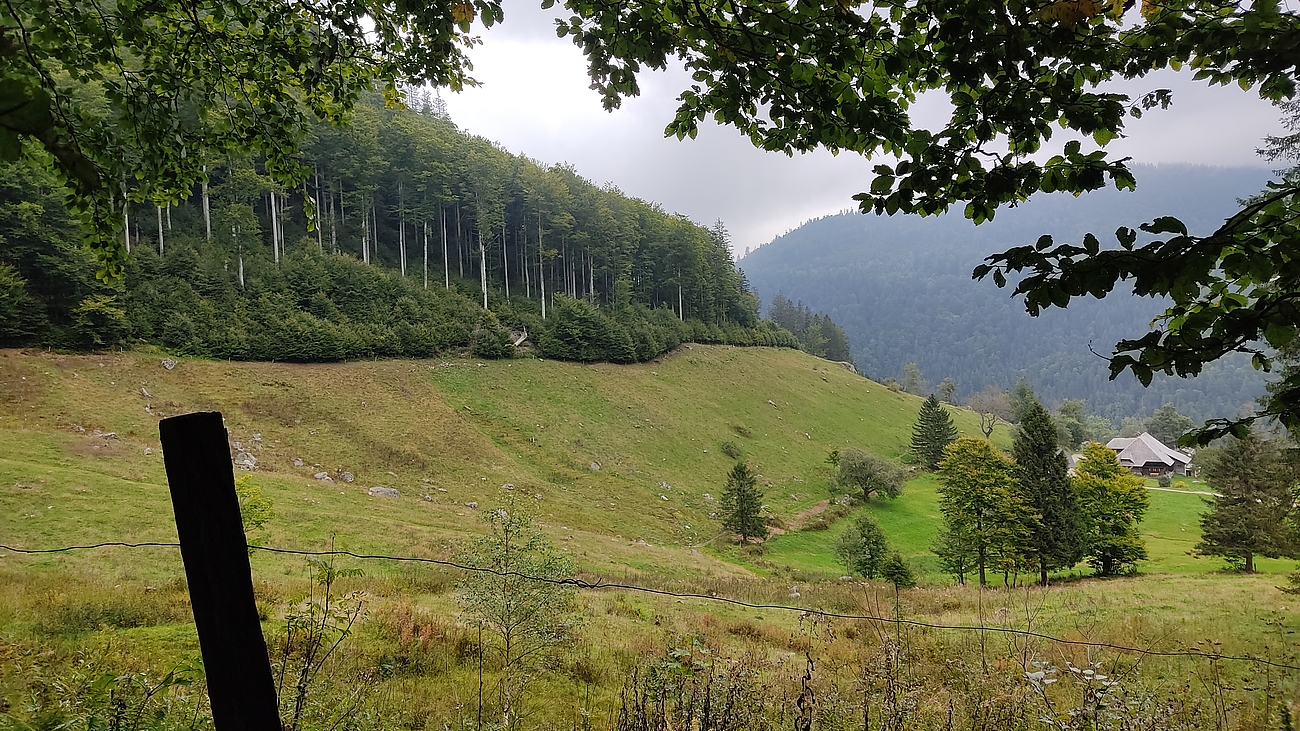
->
xmin=911 ymin=394 xmax=958 ymax=470
xmin=1014 ymin=398 xmax=1084 ymax=586
xmin=1196 ymin=428 xmax=1299 ymax=572
xmin=721 ymin=462 xmax=767 ymax=543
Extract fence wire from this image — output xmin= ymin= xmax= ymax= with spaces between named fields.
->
xmin=3 ymin=540 xmax=1297 ymax=672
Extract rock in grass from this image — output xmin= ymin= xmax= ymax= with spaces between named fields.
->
xmin=368 ymin=486 xmax=400 ymax=498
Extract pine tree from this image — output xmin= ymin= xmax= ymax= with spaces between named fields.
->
xmin=834 ymin=513 xmax=890 ymax=578
xmin=1196 ymin=428 xmax=1299 ymax=572
xmin=721 ymin=462 xmax=767 ymax=543
xmin=937 ymin=437 xmax=1036 ymax=587
xmin=1074 ymin=442 xmax=1149 ymax=576
xmin=1014 ymin=398 xmax=1084 ymax=586
xmin=911 ymin=394 xmax=959 ymax=470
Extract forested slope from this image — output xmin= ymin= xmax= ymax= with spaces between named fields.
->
xmin=739 ymin=165 xmax=1272 ymax=422
xmin=0 ymin=92 xmax=794 ymax=362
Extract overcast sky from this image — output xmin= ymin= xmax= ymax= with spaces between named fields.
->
xmin=443 ymin=2 xmax=1283 ymax=254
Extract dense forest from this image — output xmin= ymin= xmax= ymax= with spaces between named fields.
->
xmin=0 ymin=92 xmax=796 ymax=362
xmin=767 ymin=294 xmax=853 ymax=363
xmin=740 ymin=165 xmax=1273 ymax=423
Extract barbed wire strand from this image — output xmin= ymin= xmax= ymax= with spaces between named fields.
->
xmin=3 ymin=541 xmax=1297 ymax=671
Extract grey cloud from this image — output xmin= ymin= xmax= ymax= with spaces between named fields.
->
xmin=451 ymin=5 xmax=1286 ymax=253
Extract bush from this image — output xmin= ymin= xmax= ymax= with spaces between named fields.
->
xmin=1157 ymin=474 xmax=1172 ymax=488
xmin=720 ymin=440 xmax=742 ymax=459
xmin=471 ymin=320 xmax=515 ymax=359
xmin=71 ymin=295 xmax=130 ymax=348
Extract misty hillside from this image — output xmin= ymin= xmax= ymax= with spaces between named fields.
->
xmin=739 ymin=165 xmax=1274 ymax=423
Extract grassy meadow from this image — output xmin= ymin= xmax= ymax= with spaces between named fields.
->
xmin=1 ymin=345 xmax=1297 ymax=730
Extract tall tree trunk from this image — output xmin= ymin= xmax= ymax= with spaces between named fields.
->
xmin=270 ymin=191 xmax=279 ymax=263
xmin=1246 ymin=552 xmax=1255 ymax=573
xmin=156 ymin=204 xmax=164 ymax=255
xmin=123 ymin=201 xmax=131 ymax=254
xmin=166 ymin=203 xmax=171 ymax=230
xmin=538 ymin=215 xmax=545 ymax=319
xmin=442 ymin=207 xmax=449 ymax=290
xmin=329 ymin=187 xmax=338 ymax=253
xmin=1039 ymin=557 xmax=1048 ymax=587
xmin=235 ymin=227 xmax=244 ymax=289
xmin=361 ymin=204 xmax=369 ymax=264
xmin=423 ymin=220 xmax=428 ymax=289
xmin=502 ymin=223 xmax=509 ymax=301
xmin=371 ymin=204 xmax=379 ymax=265
xmin=201 ymin=167 xmax=211 ymax=243
xmin=978 ymin=547 xmax=987 ymax=587
xmin=399 ymin=181 xmax=407 ymax=277
xmin=456 ymin=203 xmax=464 ymax=278
xmin=314 ymin=168 xmax=323 ymax=252
xmin=479 ymin=229 xmax=488 ymax=310
xmin=522 ymin=223 xmax=530 ymax=299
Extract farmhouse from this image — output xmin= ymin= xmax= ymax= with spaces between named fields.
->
xmin=1105 ymin=432 xmax=1193 ymax=477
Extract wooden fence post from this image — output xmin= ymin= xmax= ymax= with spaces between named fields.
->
xmin=160 ymin=411 xmax=282 ymax=731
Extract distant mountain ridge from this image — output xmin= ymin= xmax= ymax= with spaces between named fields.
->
xmin=739 ymin=164 xmax=1274 ymax=423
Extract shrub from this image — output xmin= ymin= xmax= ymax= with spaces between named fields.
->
xmin=471 ymin=320 xmax=515 ymax=359
xmin=720 ymin=440 xmax=742 ymax=459
xmin=1157 ymin=474 xmax=1172 ymax=488
xmin=71 ymin=295 xmax=130 ymax=348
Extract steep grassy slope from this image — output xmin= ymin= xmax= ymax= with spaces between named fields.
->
xmin=3 ymin=344 xmax=1279 ymax=585
xmin=0 ymin=345 xmax=1007 ymax=582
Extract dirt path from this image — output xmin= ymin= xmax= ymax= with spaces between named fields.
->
xmin=766 ymin=499 xmax=832 ymax=537
xmin=1146 ymin=485 xmax=1218 ymax=497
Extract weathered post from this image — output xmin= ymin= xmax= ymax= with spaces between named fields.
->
xmin=160 ymin=411 xmax=281 ymax=731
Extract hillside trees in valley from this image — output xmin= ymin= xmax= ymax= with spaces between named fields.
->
xmin=0 ymin=93 xmax=797 ymax=362
xmin=1196 ymin=429 xmax=1300 ymax=573
xmin=911 ymin=395 xmax=958 ymax=470
xmin=767 ymin=294 xmax=852 ymax=362
xmin=1013 ymin=399 xmax=1084 ymax=586
xmin=740 ymin=170 xmax=1273 ymax=426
